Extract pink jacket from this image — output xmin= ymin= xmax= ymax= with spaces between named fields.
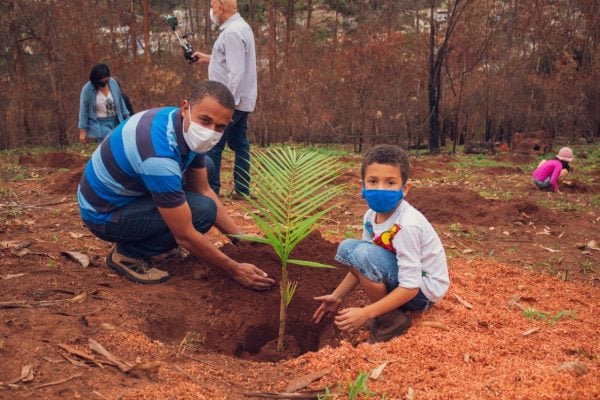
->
xmin=532 ymin=159 xmax=563 ymax=192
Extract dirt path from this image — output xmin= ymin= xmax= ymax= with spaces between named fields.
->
xmin=0 ymin=150 xmax=598 ymax=399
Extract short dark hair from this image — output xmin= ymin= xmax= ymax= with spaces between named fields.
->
xmin=89 ymin=63 xmax=110 ymax=89
xmin=189 ymin=81 xmax=235 ymax=111
xmin=361 ymin=144 xmax=410 ymax=184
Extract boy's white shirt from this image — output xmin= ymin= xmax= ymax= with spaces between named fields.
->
xmin=362 ymin=200 xmax=450 ymax=302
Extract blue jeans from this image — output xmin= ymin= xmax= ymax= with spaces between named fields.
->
xmin=206 ymin=110 xmax=251 ymax=195
xmin=335 ymin=239 xmax=433 ymax=312
xmin=91 ymin=192 xmax=217 ymax=259
xmin=532 ymin=176 xmax=551 ymax=189
xmin=91 ymin=116 xmax=119 ymax=142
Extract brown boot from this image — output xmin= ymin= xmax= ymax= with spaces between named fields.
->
xmin=368 ymin=310 xmax=412 ymax=343
xmin=107 ymin=247 xmax=169 ymax=284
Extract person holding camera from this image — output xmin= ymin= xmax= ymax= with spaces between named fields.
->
xmin=78 ymin=63 xmax=130 ymax=144
xmin=192 ymin=0 xmax=257 ymax=200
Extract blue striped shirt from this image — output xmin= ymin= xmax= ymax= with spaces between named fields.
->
xmin=77 ymin=107 xmax=204 ymax=231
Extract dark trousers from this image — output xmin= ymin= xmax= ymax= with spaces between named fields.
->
xmin=206 ymin=110 xmax=251 ymax=195
xmin=91 ymin=192 xmax=216 ymax=259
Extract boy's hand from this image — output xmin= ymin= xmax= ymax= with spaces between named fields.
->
xmin=313 ymin=294 xmax=341 ymax=324
xmin=232 ymin=263 xmax=274 ymax=291
xmin=334 ymin=307 xmax=370 ymax=332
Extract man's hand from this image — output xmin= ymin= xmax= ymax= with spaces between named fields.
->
xmin=191 ymin=51 xmax=211 ymax=63
xmin=232 ymin=262 xmax=274 ymax=291
xmin=79 ymin=129 xmax=88 ymax=144
xmin=313 ymin=294 xmax=342 ymax=324
xmin=334 ymin=307 xmax=370 ymax=332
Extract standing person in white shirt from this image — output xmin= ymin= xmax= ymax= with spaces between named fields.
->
xmin=192 ymin=0 xmax=257 ymax=200
xmin=313 ymin=145 xmax=450 ymax=343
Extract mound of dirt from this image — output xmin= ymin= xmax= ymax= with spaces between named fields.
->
xmin=46 ymin=167 xmax=84 ymax=195
xmin=562 ymin=180 xmax=592 ymax=193
xmin=18 ymin=151 xmax=88 ymax=169
xmin=409 ymin=187 xmax=558 ymax=227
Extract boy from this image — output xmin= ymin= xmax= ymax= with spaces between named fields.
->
xmin=313 ymin=145 xmax=449 ymax=342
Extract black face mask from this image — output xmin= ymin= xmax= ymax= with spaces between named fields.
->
xmin=99 ymin=80 xmax=109 ymax=87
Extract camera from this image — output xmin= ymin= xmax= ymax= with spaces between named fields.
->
xmin=166 ymin=15 xmax=198 ymax=64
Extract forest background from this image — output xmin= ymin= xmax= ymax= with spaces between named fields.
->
xmin=1 ymin=0 xmax=599 ymax=152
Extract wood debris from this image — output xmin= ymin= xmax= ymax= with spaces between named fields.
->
xmin=0 ymin=291 xmax=87 ymax=309
xmin=61 ymin=251 xmax=90 ymax=267
xmin=34 ymin=373 xmax=83 ymax=389
xmin=452 ymin=293 xmax=473 ymax=309
xmin=421 ymin=321 xmax=450 ymax=331
xmin=556 ymin=361 xmax=589 ymax=376
xmin=285 ymin=369 xmax=331 ymax=392
xmin=243 ymin=388 xmax=333 ymax=399
xmin=0 ymin=273 xmax=27 ymax=280
xmin=4 ymin=365 xmax=34 ymax=385
xmin=369 ymin=362 xmax=389 ymax=380
xmin=540 ymin=245 xmax=560 ymax=253
xmin=522 ymin=327 xmax=540 ymax=336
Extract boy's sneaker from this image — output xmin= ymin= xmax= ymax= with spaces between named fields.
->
xmin=368 ymin=309 xmax=412 ymax=343
xmin=151 ymin=247 xmax=189 ymax=266
xmin=107 ymin=247 xmax=169 ymax=284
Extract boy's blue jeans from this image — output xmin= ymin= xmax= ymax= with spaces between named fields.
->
xmin=91 ymin=192 xmax=217 ymax=259
xmin=335 ymin=239 xmax=432 ymax=312
xmin=206 ymin=110 xmax=251 ymax=196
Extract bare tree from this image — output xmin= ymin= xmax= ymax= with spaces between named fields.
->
xmin=427 ymin=0 xmax=471 ymax=153
xmin=143 ymin=0 xmax=150 ymax=64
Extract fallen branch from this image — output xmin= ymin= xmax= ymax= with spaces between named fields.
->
xmin=285 ymin=369 xmax=331 ymax=393
xmin=58 ymin=343 xmax=106 ymax=369
xmin=34 ymin=373 xmax=83 ymax=389
xmin=0 ymin=292 xmax=86 ymax=309
xmin=0 ymin=299 xmax=70 ymax=309
xmin=88 ymin=339 xmax=131 ymax=372
xmin=52 ymin=306 xmax=107 ymax=317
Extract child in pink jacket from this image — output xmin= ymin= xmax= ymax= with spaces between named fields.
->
xmin=531 ymin=147 xmax=574 ymax=193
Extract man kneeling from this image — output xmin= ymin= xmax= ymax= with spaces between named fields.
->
xmin=77 ymin=81 xmax=274 ymax=290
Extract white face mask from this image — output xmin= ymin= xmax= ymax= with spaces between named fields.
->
xmin=209 ymin=8 xmax=220 ymax=26
xmin=183 ymin=106 xmax=223 ymax=153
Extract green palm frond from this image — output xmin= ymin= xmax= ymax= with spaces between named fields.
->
xmin=242 ymin=147 xmax=344 ymax=266
xmin=237 ymin=146 xmax=344 ymax=351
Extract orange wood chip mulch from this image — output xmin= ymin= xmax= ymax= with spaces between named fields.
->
xmin=99 ymin=258 xmax=599 ymax=399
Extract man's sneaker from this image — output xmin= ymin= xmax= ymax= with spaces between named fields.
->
xmin=106 ymin=247 xmax=169 ymax=284
xmin=151 ymin=247 xmax=189 ymax=266
xmin=368 ymin=309 xmax=412 ymax=343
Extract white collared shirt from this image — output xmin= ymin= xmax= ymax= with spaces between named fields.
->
xmin=208 ymin=13 xmax=257 ymax=112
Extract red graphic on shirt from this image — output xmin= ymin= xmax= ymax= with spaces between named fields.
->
xmin=372 ymin=224 xmax=401 ymax=253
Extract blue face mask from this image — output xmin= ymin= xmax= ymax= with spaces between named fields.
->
xmin=362 ymin=187 xmax=404 ymax=213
